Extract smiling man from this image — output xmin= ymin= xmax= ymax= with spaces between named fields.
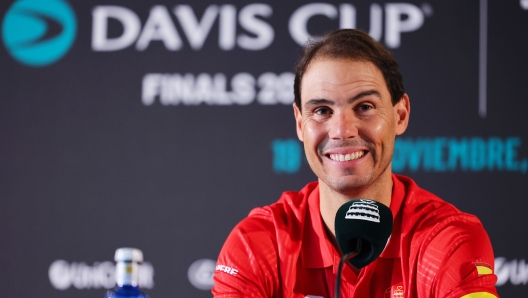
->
xmin=213 ymin=29 xmax=499 ymax=298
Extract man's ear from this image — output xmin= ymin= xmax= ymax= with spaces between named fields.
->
xmin=394 ymin=93 xmax=410 ymax=136
xmin=293 ymin=103 xmax=304 ymax=142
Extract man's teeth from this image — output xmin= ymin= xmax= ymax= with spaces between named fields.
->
xmin=329 ymin=151 xmax=365 ymax=161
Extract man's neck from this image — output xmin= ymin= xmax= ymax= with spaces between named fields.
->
xmin=319 ymin=174 xmax=394 ymax=238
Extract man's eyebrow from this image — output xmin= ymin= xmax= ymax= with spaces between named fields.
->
xmin=348 ymin=89 xmax=382 ymax=103
xmin=302 ymin=90 xmax=382 ymax=109
xmin=303 ymin=98 xmax=334 ymax=109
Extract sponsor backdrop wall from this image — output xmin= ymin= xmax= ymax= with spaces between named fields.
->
xmin=1 ymin=0 xmax=527 ymax=296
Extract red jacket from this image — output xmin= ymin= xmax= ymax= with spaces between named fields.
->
xmin=213 ymin=175 xmax=498 ymax=298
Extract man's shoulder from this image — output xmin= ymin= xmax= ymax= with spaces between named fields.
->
xmin=216 ymin=181 xmax=317 ymax=279
xmin=394 ymin=176 xmax=498 ymax=297
xmin=228 ymin=181 xmax=317 ymax=239
xmin=397 ymin=174 xmax=470 ymax=216
xmin=396 ymin=174 xmax=484 ymax=239
xmin=213 ymin=183 xmax=320 ymax=297
xmin=246 ymin=181 xmax=318 ymax=222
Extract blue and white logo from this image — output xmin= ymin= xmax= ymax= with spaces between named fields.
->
xmin=2 ymin=0 xmax=77 ymax=66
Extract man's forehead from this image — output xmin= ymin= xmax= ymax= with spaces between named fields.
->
xmin=304 ymin=57 xmax=380 ymax=75
xmin=300 ymin=59 xmax=386 ymax=98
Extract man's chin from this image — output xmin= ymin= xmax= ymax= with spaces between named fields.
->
xmin=323 ymin=175 xmax=373 ymax=194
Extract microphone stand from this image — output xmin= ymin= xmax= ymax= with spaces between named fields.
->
xmin=334 ymin=239 xmax=362 ymax=298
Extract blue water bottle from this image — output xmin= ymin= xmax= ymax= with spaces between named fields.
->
xmin=105 ymin=248 xmax=149 ymax=298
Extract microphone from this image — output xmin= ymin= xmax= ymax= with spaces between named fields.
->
xmin=333 ymin=199 xmax=393 ymax=297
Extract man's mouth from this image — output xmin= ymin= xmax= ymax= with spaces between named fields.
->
xmin=327 ymin=151 xmax=366 ymax=162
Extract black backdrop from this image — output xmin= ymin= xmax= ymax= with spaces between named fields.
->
xmin=1 ymin=0 xmax=527 ymax=297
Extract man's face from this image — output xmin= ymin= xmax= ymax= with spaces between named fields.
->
xmin=294 ymin=58 xmax=410 ymax=194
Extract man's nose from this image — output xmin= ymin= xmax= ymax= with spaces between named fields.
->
xmin=329 ymin=111 xmax=358 ymax=140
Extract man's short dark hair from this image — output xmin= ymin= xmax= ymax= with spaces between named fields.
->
xmin=294 ymin=29 xmax=405 ymax=109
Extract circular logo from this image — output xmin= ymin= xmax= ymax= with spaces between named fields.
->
xmin=48 ymin=260 xmax=71 ymax=290
xmin=2 ymin=0 xmax=77 ymax=67
xmin=188 ymin=258 xmax=215 ymax=290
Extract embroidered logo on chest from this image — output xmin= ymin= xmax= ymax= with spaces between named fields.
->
xmin=384 ymin=284 xmax=404 ymax=298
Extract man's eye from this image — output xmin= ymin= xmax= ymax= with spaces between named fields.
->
xmin=314 ymin=107 xmax=331 ymax=115
xmin=358 ymin=104 xmax=373 ymax=112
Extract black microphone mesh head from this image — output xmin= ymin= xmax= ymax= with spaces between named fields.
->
xmin=334 ymin=199 xmax=393 ymax=269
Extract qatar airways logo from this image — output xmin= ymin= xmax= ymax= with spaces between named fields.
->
xmin=91 ymin=2 xmax=432 ymax=52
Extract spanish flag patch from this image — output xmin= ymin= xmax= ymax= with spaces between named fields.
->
xmin=474 ymin=262 xmax=493 ymax=277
